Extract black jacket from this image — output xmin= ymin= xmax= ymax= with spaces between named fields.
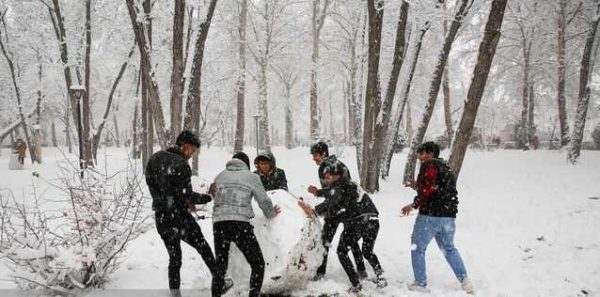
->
xmin=145 ymin=146 xmax=212 ymax=214
xmin=314 ymin=179 xmax=378 ymax=222
xmin=412 ymin=158 xmax=458 ymax=218
xmin=316 ymin=155 xmax=350 ymax=197
xmin=253 ymin=151 xmax=288 ymax=191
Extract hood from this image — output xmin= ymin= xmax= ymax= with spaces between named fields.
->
xmin=254 ymin=151 xmax=276 ymax=168
xmin=166 ymin=146 xmax=185 ymax=158
xmin=226 ymin=158 xmax=250 ymax=171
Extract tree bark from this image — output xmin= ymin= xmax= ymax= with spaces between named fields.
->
xmin=234 ymin=0 xmax=247 ymax=153
xmin=382 ymin=23 xmax=429 ymax=179
xmin=51 ymin=120 xmax=58 ymax=147
xmin=82 ymin=0 xmax=93 ymax=166
xmin=557 ymin=0 xmax=570 ymax=147
xmin=170 ymin=0 xmax=186 ymax=141
xmin=403 ymin=0 xmax=473 ymax=185
xmin=568 ymin=2 xmax=600 ymax=164
xmin=528 ymin=81 xmax=536 ymax=146
xmin=309 ymin=0 xmax=332 ymax=140
xmin=92 ymin=45 xmax=135 ymax=159
xmin=183 ymin=0 xmax=219 ymax=131
xmin=449 ymin=0 xmax=508 ymax=179
xmin=125 ymin=0 xmax=168 ymax=149
xmin=364 ymin=0 xmax=409 ymax=191
xmin=442 ymin=3 xmax=454 ymax=146
xmin=360 ymin=0 xmax=385 ymax=188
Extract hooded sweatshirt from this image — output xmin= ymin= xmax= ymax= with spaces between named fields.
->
xmin=253 ymin=151 xmax=288 ymax=191
xmin=213 ymin=158 xmax=276 ymax=223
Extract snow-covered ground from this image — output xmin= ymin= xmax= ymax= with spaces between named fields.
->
xmin=0 ymin=146 xmax=599 ymax=297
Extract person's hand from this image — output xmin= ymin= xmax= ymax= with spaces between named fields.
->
xmin=188 ymin=201 xmax=197 ymax=212
xmin=401 ymin=203 xmax=414 ymax=216
xmin=298 ymin=199 xmax=315 ymax=217
xmin=208 ymin=182 xmax=216 ymax=196
xmin=307 ymin=185 xmax=319 ymax=195
xmin=273 ymin=205 xmax=282 ymax=216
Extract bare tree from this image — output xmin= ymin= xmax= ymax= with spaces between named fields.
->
xmin=403 ymin=0 xmax=473 ymax=185
xmin=273 ymin=62 xmax=300 ymax=149
xmin=449 ymin=0 xmax=508 ymax=179
xmin=568 ymin=1 xmax=600 ymax=163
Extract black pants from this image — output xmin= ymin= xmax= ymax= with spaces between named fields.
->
xmin=155 ymin=211 xmax=218 ymax=290
xmin=316 ymin=217 xmax=365 ymax=276
xmin=212 ymin=221 xmax=265 ymax=297
xmin=337 ymin=217 xmax=383 ymax=287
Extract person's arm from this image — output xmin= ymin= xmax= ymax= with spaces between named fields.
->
xmin=251 ymin=175 xmax=278 ymax=219
xmin=278 ymin=169 xmax=288 ymax=191
xmin=314 ymin=187 xmax=345 ymax=216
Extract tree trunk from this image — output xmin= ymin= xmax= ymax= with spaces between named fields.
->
xmin=258 ymin=57 xmax=271 ymax=151
xmin=65 ymin=101 xmax=73 ymax=153
xmin=382 ymin=23 xmax=429 ymax=179
xmin=234 ymin=0 xmax=247 ymax=153
xmin=83 ymin=0 xmax=93 ymax=165
xmin=365 ymin=0 xmax=409 ymax=192
xmin=557 ymin=0 xmax=569 ymax=147
xmin=285 ymin=86 xmax=294 ymax=149
xmin=528 ymin=81 xmax=536 ymax=147
xmin=449 ymin=0 xmax=507 ymax=179
xmin=442 ymin=3 xmax=454 ymax=146
xmin=403 ymin=0 xmax=472 ymax=185
xmin=132 ymin=104 xmax=140 ymax=159
xmin=125 ymin=0 xmax=168 ymax=149
xmin=309 ymin=0 xmax=332 ymax=140
xmin=113 ymin=113 xmax=121 ymax=148
xmin=183 ymin=0 xmax=219 ymax=131
xmin=33 ymin=53 xmax=44 ymax=163
xmin=360 ymin=0 xmax=384 ymax=188
xmin=568 ymin=3 xmax=600 ymax=164
xmin=170 ymin=0 xmax=186 ymax=142
xmin=51 ymin=120 xmax=58 ymax=147
xmin=520 ymin=43 xmax=531 ymax=149
xmin=92 ymin=44 xmax=135 ymax=159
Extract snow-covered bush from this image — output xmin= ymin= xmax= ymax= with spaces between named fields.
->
xmin=0 ymin=159 xmax=151 ymax=292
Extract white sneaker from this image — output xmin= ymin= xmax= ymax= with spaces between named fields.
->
xmin=461 ymin=277 xmax=475 ymax=294
xmin=408 ymin=281 xmax=431 ymax=293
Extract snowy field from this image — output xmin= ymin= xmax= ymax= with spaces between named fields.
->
xmin=0 ymin=146 xmax=599 ymax=297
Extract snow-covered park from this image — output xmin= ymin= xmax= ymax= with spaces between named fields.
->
xmin=0 ymin=146 xmax=598 ymax=297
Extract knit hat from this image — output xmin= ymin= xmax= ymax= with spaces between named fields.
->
xmin=232 ymin=152 xmax=250 ymax=169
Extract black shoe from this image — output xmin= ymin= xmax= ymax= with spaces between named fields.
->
xmin=312 ymin=273 xmax=325 ymax=281
xmin=358 ymin=270 xmax=368 ymax=280
xmin=348 ymin=284 xmax=362 ymax=293
xmin=376 ymin=276 xmax=388 ymax=288
xmin=222 ymin=278 xmax=234 ymax=294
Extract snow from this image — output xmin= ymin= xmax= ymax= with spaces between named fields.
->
xmin=0 ymin=147 xmax=599 ymax=296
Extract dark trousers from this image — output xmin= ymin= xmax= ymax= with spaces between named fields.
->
xmin=155 ymin=211 xmax=217 ymax=290
xmin=337 ymin=218 xmax=383 ymax=287
xmin=212 ymin=221 xmax=265 ymax=297
xmin=316 ymin=217 xmax=365 ymax=276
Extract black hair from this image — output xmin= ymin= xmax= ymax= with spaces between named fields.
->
xmin=310 ymin=141 xmax=329 ymax=156
xmin=416 ymin=141 xmax=440 ymax=158
xmin=232 ymin=152 xmax=250 ymax=169
xmin=176 ymin=130 xmax=201 ymax=147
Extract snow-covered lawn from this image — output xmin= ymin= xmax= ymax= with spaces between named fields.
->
xmin=0 ymin=147 xmax=598 ymax=296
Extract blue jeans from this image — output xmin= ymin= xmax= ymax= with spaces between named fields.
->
xmin=411 ymin=214 xmax=467 ymax=285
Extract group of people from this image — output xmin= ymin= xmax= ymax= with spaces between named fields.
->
xmin=145 ymin=130 xmax=474 ymax=296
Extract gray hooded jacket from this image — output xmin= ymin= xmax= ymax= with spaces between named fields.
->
xmin=213 ymin=158 xmax=276 ymax=223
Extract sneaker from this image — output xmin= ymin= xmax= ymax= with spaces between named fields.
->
xmin=358 ymin=270 xmax=368 ymax=280
xmin=348 ymin=284 xmax=362 ymax=293
xmin=222 ymin=278 xmax=234 ymax=294
xmin=408 ymin=281 xmax=431 ymax=293
xmin=461 ymin=277 xmax=475 ymax=294
xmin=376 ymin=276 xmax=388 ymax=288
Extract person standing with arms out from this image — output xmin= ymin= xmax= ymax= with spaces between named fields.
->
xmin=307 ymin=142 xmax=366 ymax=281
xmin=211 ymin=152 xmax=281 ymax=297
xmin=145 ymin=130 xmax=232 ymax=296
xmin=253 ymin=151 xmax=288 ymax=191
xmin=299 ymin=161 xmax=388 ymax=292
xmin=401 ymin=141 xmax=474 ymax=294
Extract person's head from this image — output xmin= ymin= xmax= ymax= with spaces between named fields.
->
xmin=416 ymin=141 xmax=440 ymax=163
xmin=254 ymin=153 xmax=273 ymax=174
xmin=322 ymin=161 xmax=344 ymax=185
xmin=310 ymin=141 xmax=329 ymax=165
xmin=232 ymin=152 xmax=250 ymax=169
xmin=176 ymin=130 xmax=201 ymax=160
